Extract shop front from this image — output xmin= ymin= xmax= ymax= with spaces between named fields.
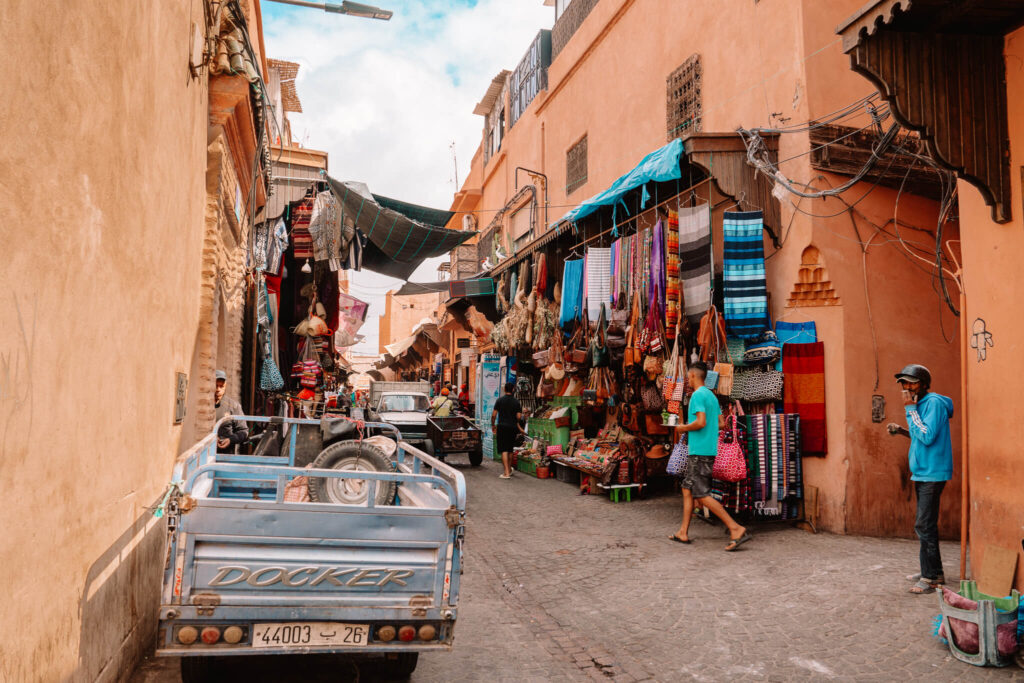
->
xmin=470 ymin=135 xmax=820 ymax=528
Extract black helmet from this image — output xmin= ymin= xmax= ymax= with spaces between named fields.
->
xmin=894 ymin=364 xmax=931 ymax=387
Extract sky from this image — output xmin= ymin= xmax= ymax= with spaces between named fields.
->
xmin=261 ymin=0 xmax=554 ymax=355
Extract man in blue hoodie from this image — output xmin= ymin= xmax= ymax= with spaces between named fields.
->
xmin=886 ymin=364 xmax=954 ymax=594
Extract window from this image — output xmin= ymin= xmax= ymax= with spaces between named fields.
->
xmin=566 ymin=135 xmax=588 ymax=195
xmin=378 ymin=394 xmax=430 ymax=412
xmin=509 ymin=204 xmax=532 ymax=242
xmin=667 ymin=54 xmax=702 ymax=140
xmin=555 ymin=0 xmax=573 ymax=19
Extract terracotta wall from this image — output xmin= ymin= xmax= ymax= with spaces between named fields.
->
xmin=0 ymin=1 xmax=209 ymax=681
xmin=953 ymin=26 xmax=1024 ymax=590
xmin=454 ymin=0 xmax=961 ymax=537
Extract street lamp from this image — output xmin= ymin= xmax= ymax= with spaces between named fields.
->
xmin=263 ymin=0 xmax=393 ymax=20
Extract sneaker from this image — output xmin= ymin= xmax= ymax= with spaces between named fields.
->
xmin=906 ymin=572 xmax=945 ymax=585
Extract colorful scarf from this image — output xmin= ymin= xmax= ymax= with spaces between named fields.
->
xmin=677 ymin=204 xmax=712 ymax=325
xmin=774 ymin=320 xmax=817 ymax=371
xmin=722 ymin=210 xmax=770 ymax=339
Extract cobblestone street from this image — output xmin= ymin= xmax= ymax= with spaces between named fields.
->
xmin=132 ymin=458 xmax=1019 ymax=682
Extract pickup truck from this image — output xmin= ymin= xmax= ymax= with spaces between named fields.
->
xmin=156 ymin=415 xmax=466 ymax=682
xmin=367 ymin=382 xmax=434 ymax=455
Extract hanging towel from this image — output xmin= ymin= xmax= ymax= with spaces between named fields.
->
xmin=783 ymin=342 xmax=827 ymax=455
xmin=774 ymin=320 xmax=817 ymax=371
xmin=677 ymin=204 xmax=712 ymax=325
xmin=560 ymin=258 xmax=584 ymax=328
xmin=722 ymin=210 xmax=770 ymax=339
xmin=586 ymin=247 xmax=612 ymax=321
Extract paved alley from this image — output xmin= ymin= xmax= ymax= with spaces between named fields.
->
xmin=131 ymin=458 xmax=1017 ymax=682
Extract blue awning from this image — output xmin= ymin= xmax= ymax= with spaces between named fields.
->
xmin=556 ymin=138 xmax=683 ymax=226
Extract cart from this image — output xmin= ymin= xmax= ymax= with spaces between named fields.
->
xmin=426 ymin=416 xmax=483 ymax=467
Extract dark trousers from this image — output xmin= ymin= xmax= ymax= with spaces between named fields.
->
xmin=914 ymin=481 xmax=946 ymax=579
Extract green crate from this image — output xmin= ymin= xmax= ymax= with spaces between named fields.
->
xmin=517 ymin=459 xmax=539 ymax=476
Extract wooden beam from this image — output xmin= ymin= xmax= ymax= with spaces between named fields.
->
xmin=809 ymin=122 xmax=944 ymax=200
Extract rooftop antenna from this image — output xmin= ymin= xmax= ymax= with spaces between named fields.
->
xmin=450 ymin=141 xmax=459 ymax=189
xmin=263 ymin=0 xmax=393 ymax=20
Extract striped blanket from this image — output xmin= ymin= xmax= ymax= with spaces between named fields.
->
xmin=723 ymin=211 xmax=770 ymax=339
xmin=783 ymin=341 xmax=827 ymax=455
xmin=676 ymin=204 xmax=712 ymax=324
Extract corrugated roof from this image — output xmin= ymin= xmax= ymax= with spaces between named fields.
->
xmin=473 ymin=70 xmax=510 ymax=116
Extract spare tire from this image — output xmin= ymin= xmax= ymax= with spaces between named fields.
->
xmin=308 ymin=440 xmax=396 ymax=506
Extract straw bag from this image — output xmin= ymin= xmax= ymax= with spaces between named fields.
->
xmin=712 ymin=403 xmax=748 ymax=483
xmin=730 ymin=366 xmax=784 ymax=402
xmin=662 ymin=330 xmax=681 ymax=401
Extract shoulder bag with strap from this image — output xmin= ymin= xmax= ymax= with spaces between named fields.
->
xmin=712 ymin=401 xmax=748 ymax=483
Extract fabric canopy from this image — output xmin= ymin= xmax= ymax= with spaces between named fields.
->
xmin=395 ymin=281 xmax=451 ymax=296
xmin=557 ymin=138 xmax=684 ymax=226
xmin=326 ymin=176 xmax=474 ymax=280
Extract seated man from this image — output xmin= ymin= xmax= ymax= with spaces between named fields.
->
xmin=215 ymin=370 xmax=248 ymax=453
xmin=430 ymin=387 xmax=454 ymax=417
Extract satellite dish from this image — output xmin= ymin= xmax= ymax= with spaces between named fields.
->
xmin=462 ymin=214 xmax=476 ymax=231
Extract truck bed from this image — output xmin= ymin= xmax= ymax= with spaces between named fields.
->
xmin=156 ymin=416 xmax=465 ymax=658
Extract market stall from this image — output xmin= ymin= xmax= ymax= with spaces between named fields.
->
xmin=474 ymin=139 xmax=825 ymax=526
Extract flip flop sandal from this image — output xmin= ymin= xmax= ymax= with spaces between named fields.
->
xmin=669 ymin=535 xmax=692 ymax=544
xmin=906 ymin=572 xmax=945 ymax=584
xmin=725 ymin=533 xmax=751 ymax=551
xmin=909 ymin=579 xmax=937 ymax=594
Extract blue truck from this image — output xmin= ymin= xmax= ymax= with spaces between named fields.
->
xmin=155 ymin=415 xmax=466 ymax=681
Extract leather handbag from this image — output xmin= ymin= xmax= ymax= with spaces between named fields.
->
xmin=666 ymin=436 xmax=689 ymax=476
xmin=621 ymin=403 xmax=641 ymax=432
xmin=644 ymin=411 xmax=669 ymax=436
xmin=712 ymin=403 xmax=748 ymax=483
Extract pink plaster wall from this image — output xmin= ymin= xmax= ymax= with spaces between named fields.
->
xmin=954 ymin=25 xmax=1024 ymax=591
xmin=456 ymin=0 xmax=961 ymax=538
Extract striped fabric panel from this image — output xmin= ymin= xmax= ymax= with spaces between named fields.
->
xmin=723 ymin=211 xmax=770 ymax=339
xmin=677 ymin=204 xmax=712 ymax=322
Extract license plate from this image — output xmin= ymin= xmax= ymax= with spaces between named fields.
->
xmin=252 ymin=622 xmax=369 ymax=648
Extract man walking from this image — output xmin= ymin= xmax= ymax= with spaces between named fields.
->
xmin=670 ymin=362 xmax=750 ymax=551
xmin=215 ymin=370 xmax=248 ymax=453
xmin=491 ymin=382 xmax=524 ymax=480
xmin=886 ymin=364 xmax=954 ymax=594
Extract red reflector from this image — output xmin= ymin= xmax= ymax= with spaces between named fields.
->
xmin=398 ymin=626 xmax=416 ymax=642
xmin=200 ymin=627 xmax=221 ymax=644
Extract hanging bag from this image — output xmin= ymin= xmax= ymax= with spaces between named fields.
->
xmin=666 ymin=435 xmax=689 ymax=476
xmin=730 ymin=366 xmax=784 ymax=402
xmin=668 ymin=336 xmax=688 ymax=415
xmin=258 ymin=332 xmax=285 ymax=391
xmin=663 ymin=326 xmax=681 ymax=401
xmin=713 ymin=336 xmax=735 ymax=398
xmin=712 ymin=402 xmax=748 ymax=483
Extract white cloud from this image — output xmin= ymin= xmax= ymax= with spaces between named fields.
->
xmin=263 ymin=0 xmax=552 ymax=354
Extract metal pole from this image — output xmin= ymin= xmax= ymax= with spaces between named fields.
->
xmin=263 ymin=0 xmax=393 ymax=20
xmin=959 ymin=284 xmax=969 ymax=580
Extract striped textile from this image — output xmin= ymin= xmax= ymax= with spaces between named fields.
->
xmin=783 ymin=342 xmax=827 ymax=455
xmin=742 ymin=413 xmax=803 ymax=519
xmin=677 ymin=204 xmax=712 ymax=324
xmin=290 ymin=196 xmax=315 ymax=260
xmin=722 ymin=211 xmax=770 ymax=339
xmin=586 ymin=247 xmax=611 ymax=320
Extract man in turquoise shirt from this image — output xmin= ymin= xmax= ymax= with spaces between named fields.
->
xmin=670 ymin=362 xmax=751 ymax=551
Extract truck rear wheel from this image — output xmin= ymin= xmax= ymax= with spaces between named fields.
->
xmin=180 ymin=656 xmax=217 ymax=683
xmin=469 ymin=450 xmax=483 ymax=466
xmin=309 ymin=441 xmax=396 ymax=506
xmin=379 ymin=652 xmax=419 ymax=679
